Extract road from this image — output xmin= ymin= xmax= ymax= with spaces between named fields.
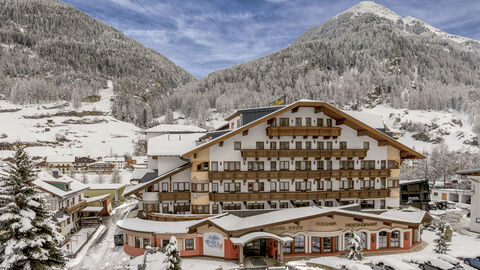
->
xmin=69 ymin=204 xmax=134 ymax=270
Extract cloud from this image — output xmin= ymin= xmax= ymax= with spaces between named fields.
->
xmin=62 ymin=0 xmax=480 ymax=77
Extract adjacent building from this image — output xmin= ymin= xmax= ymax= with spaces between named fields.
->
xmin=74 ymin=157 xmax=96 ymax=173
xmin=88 ymin=161 xmax=115 ymax=174
xmin=144 ymin=124 xmax=206 ymax=141
xmin=399 ymin=179 xmax=431 ymax=210
xmin=85 ymin=183 xmax=127 ymax=206
xmin=33 ymin=171 xmax=88 ymax=238
xmin=123 ymin=101 xmax=424 ymax=216
xmin=456 ymin=169 xmax=480 ymax=233
xmin=103 ymin=157 xmax=126 ymax=171
xmin=46 ymin=156 xmax=75 ymax=174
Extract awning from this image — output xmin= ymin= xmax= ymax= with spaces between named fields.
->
xmin=230 ymin=232 xmax=293 ymax=246
xmin=81 ymin=206 xmax=103 ymax=213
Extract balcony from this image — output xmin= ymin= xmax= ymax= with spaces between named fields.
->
xmin=266 ymin=126 xmax=341 ymax=137
xmin=209 ymin=189 xmax=390 ymax=202
xmin=208 ymin=169 xmax=390 ymax=180
xmin=157 ymin=192 xmax=191 ymax=201
xmin=241 ymin=149 xmax=368 ymax=160
xmin=63 ymin=200 xmax=86 ymax=215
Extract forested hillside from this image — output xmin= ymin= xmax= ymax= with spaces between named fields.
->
xmin=0 ymin=0 xmax=195 ymax=126
xmin=166 ymin=2 xmax=480 ymax=135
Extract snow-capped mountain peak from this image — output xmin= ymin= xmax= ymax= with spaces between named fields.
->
xmin=336 ymin=1 xmax=403 ymax=21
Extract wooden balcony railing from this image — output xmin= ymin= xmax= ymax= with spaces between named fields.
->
xmin=158 ymin=192 xmax=191 ymax=201
xmin=63 ymin=200 xmax=86 ymax=215
xmin=241 ymin=149 xmax=368 ymax=160
xmin=209 ymin=189 xmax=390 ymax=202
xmin=208 ymin=169 xmax=390 ymax=180
xmin=266 ymin=126 xmax=342 ymax=137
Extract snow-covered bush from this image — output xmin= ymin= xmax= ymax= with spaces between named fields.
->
xmin=346 ymin=229 xmax=364 ymax=261
xmin=434 ymin=218 xmax=450 ymax=254
xmin=164 ymin=236 xmax=181 ymax=270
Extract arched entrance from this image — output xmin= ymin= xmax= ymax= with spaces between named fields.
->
xmin=230 ymin=232 xmax=292 ymax=265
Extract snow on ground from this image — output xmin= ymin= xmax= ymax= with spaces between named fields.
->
xmin=64 ymin=227 xmax=98 ymax=256
xmin=126 ymin=254 xmax=239 ymax=270
xmin=363 ymin=105 xmax=477 ymax=152
xmin=0 ymin=80 xmax=141 ymax=157
xmin=66 ymin=224 xmax=106 ymax=268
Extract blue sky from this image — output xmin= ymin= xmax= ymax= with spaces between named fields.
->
xmin=62 ymin=0 xmax=480 ymax=78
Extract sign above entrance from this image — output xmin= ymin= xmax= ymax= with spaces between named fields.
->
xmin=345 ymin=222 xmax=378 ymax=228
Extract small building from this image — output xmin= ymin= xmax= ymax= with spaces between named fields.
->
xmin=456 ymin=169 xmax=480 ymax=233
xmin=84 ymin=194 xmax=112 ymax=216
xmin=430 ymin=188 xmax=472 ymax=204
xmin=33 ymin=171 xmax=88 ymax=238
xmin=103 ymin=157 xmax=126 ymax=171
xmin=85 ymin=183 xmax=127 ymax=206
xmin=126 ymin=156 xmax=148 ymax=170
xmin=399 ymin=179 xmax=431 ymax=210
xmin=74 ymin=157 xmax=96 ymax=173
xmin=88 ymin=161 xmax=115 ymax=174
xmin=46 ymin=156 xmax=75 ymax=175
xmin=117 ymin=206 xmax=431 ymax=263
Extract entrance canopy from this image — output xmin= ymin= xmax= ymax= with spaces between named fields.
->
xmin=230 ymin=232 xmax=292 ymax=246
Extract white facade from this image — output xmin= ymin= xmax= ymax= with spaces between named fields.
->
xmin=469 ymin=177 xmax=480 ymax=233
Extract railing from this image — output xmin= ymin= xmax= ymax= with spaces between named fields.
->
xmin=266 ymin=126 xmax=342 ymax=137
xmin=63 ymin=200 xmax=86 ymax=215
xmin=208 ymin=169 xmax=391 ymax=180
xmin=241 ymin=149 xmax=368 ymax=160
xmin=209 ymin=189 xmax=390 ymax=202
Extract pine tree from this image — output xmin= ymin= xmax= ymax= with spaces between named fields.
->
xmin=434 ymin=218 xmax=450 ymax=254
xmin=0 ymin=146 xmax=66 ymax=269
xmin=346 ymin=229 xmax=364 ymax=261
xmin=163 ymin=236 xmax=181 ymax=270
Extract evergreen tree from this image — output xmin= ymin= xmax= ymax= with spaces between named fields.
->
xmin=0 ymin=146 xmax=66 ymax=269
xmin=163 ymin=236 xmax=181 ymax=270
xmin=346 ymin=229 xmax=364 ymax=261
xmin=434 ymin=218 xmax=450 ymax=254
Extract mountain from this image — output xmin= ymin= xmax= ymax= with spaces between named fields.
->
xmin=0 ymin=0 xmax=195 ymax=127
xmin=166 ymin=1 xmax=480 ymax=143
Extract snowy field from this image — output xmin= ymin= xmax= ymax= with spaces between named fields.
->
xmin=0 ymin=80 xmax=141 ymax=158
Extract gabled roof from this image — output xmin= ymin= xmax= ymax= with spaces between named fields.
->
xmin=34 ymin=172 xmax=88 ymax=198
xmin=182 ymin=100 xmax=424 ymax=159
xmin=46 ymin=156 xmax=75 ymax=163
xmin=148 ymin=133 xmax=204 ymax=156
xmin=122 ymin=163 xmax=192 ymax=197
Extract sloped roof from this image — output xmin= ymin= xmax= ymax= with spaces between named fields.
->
xmin=46 ymin=156 xmax=75 ymax=163
xmin=144 ymin=124 xmax=206 ymax=133
xmin=87 ymin=183 xmax=127 ymax=190
xmin=117 ymin=218 xmax=203 ymax=234
xmin=147 ymin=133 xmax=204 ymax=156
xmin=34 ymin=172 xmax=88 ymax=198
xmin=86 ymin=193 xmax=111 ymax=203
xmin=182 ymin=100 xmax=424 ymax=159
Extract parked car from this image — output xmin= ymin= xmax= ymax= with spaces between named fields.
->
xmin=464 ymin=257 xmax=480 ymax=269
xmin=436 ymin=201 xmax=449 ymax=210
xmin=438 ymin=255 xmax=463 ymax=269
xmin=114 ymin=233 xmax=124 ymax=246
xmin=419 ymin=258 xmax=461 ymax=270
xmin=429 ymin=202 xmax=438 ymax=210
xmin=372 ymin=262 xmax=395 ymax=270
xmin=372 ymin=258 xmax=416 ymax=270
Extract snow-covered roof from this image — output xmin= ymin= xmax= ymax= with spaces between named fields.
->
xmin=342 ymin=110 xmax=384 ymax=129
xmin=37 ymin=171 xmax=73 ymax=184
xmin=104 ymin=157 xmax=125 ymax=162
xmin=132 ymin=156 xmax=147 ymax=164
xmin=34 ymin=172 xmax=88 ymax=198
xmin=144 ymin=124 xmax=206 ymax=134
xmin=86 ymin=194 xmax=110 ymax=203
xmin=81 ymin=206 xmax=103 ymax=213
xmin=117 ymin=218 xmax=203 ymax=234
xmin=132 ymin=169 xmax=155 ymax=180
xmin=147 ymin=133 xmax=204 ymax=156
xmin=399 ymin=179 xmax=428 ymax=186
xmin=87 ymin=183 xmax=127 ymax=190
xmin=46 ymin=155 xmax=75 ymax=163
xmin=52 ymin=211 xmax=69 ymax=223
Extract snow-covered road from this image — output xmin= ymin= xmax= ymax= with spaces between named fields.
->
xmin=69 ymin=203 xmax=132 ymax=270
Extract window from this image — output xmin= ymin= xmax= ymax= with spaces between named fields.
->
xmin=295 ymin=141 xmax=302 ymax=150
xmin=279 ymin=161 xmax=289 ymax=170
xmin=162 ymin=182 xmax=168 ymax=192
xmin=380 ymin=178 xmax=386 ymax=189
xmin=270 ymin=182 xmax=277 ymax=192
xmin=360 ymin=232 xmax=368 ymax=250
xmin=317 ymin=142 xmax=324 ymax=150
xmin=280 ymin=202 xmax=289 ymax=208
xmin=270 ymin=161 xmax=277 ymax=171
xmin=212 ymin=183 xmax=218 ymax=193
xmin=135 ymin=237 xmax=141 ymax=248
xmin=363 ymin=142 xmax=370 ymax=149
xmin=388 ymin=160 xmax=399 ymax=169
xmin=247 ymin=202 xmax=265 ymax=209
xmin=326 ymin=142 xmax=333 ymax=150
xmin=326 ymin=181 xmax=332 ymax=191
xmin=295 ymin=161 xmax=311 ymax=170
xmin=143 ymin=237 xmax=150 ymax=248
xmin=295 ymin=181 xmax=311 ymax=191
xmin=340 ymin=160 xmax=354 ymax=170
xmin=280 ymin=141 xmax=290 ymax=150
xmin=305 ymin=141 xmax=312 ymax=150
xmin=294 ymin=235 xmax=305 ymax=253
xmin=388 ymin=179 xmax=399 ymax=188
xmin=234 ymin=141 xmax=241 ymax=150
xmin=326 ymin=161 xmax=332 ymax=170
xmin=326 ymin=119 xmax=332 ymax=127
xmin=279 ymin=182 xmax=289 ymax=191
xmin=211 ymin=162 xmax=218 ymax=171
xmin=295 ymin=118 xmax=302 ymax=126
xmin=319 ymin=180 xmax=324 ymax=190
xmin=312 ymin=237 xmax=321 ymax=253
xmin=212 ymin=204 xmax=219 ymax=214
xmin=270 ymin=141 xmax=277 ymax=150
xmin=339 ymin=142 xmax=347 ymax=149
xmin=361 ymin=160 xmax=375 ymax=170
xmin=248 ymin=161 xmax=264 ymax=171
xmin=317 ymin=118 xmax=323 ymax=127
xmin=279 ymin=118 xmax=289 ymax=127
xmin=391 ymin=231 xmax=400 ymax=248
xmin=323 ymin=237 xmax=332 ymax=253
xmin=185 ymin=239 xmax=194 ymax=250
xmin=317 ymin=161 xmax=324 ymax=170
xmin=248 ymin=182 xmax=264 ymax=192
xmin=378 ymin=231 xmax=388 ymax=249
xmin=305 ymin=118 xmax=312 ymax=126
xmin=219 ymin=141 xmax=223 ymax=147
xmin=283 ymin=241 xmax=292 ymax=254
xmin=192 ymin=205 xmax=209 ymax=214
xmin=381 ymin=160 xmax=386 ymax=169
xmin=224 ymin=161 xmax=241 ymax=171
xmin=256 ymin=141 xmax=264 ymax=150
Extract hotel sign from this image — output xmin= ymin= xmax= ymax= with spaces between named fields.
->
xmin=345 ymin=222 xmax=377 ymax=228
xmin=267 ymin=225 xmax=303 ymax=232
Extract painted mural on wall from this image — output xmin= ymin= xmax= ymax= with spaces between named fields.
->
xmin=203 ymin=232 xmax=224 ymax=257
